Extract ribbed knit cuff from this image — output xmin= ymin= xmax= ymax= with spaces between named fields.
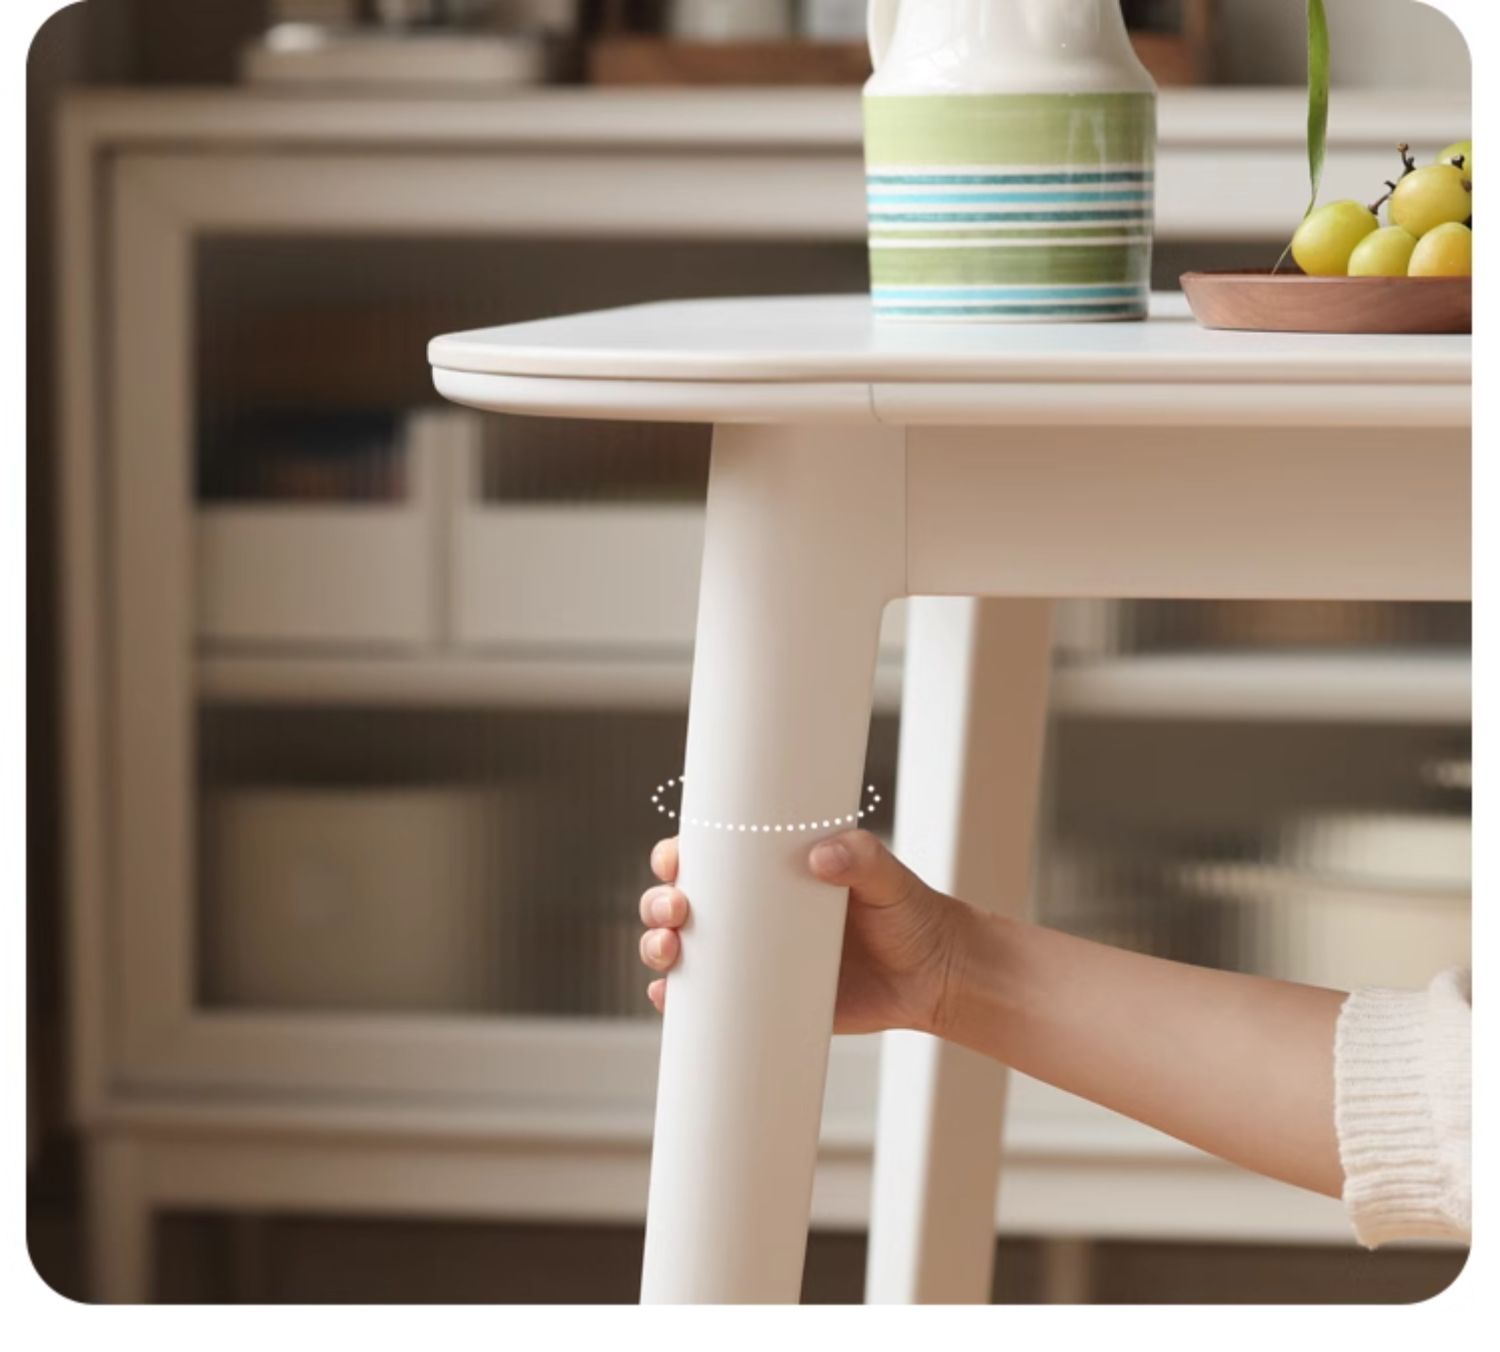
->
xmin=1334 ymin=974 xmax=1471 ymax=1248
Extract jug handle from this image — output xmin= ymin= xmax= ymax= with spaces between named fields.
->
xmin=868 ymin=0 xmax=899 ymax=71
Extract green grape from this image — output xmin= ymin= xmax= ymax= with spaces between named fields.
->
xmin=1408 ymin=221 xmax=1472 ymax=277
xmin=1390 ymin=163 xmax=1472 ymax=237
xmin=1291 ymin=201 xmax=1379 ymax=276
xmin=1435 ymin=139 xmax=1473 ymax=179
xmin=1348 ymin=226 xmax=1418 ymax=277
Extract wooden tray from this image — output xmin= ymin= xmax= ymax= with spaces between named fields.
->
xmin=587 ymin=33 xmax=1209 ymax=88
xmin=588 ymin=38 xmax=873 ymax=87
xmin=1181 ymin=270 xmax=1471 ymax=335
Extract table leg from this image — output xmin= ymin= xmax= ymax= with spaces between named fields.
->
xmin=87 ymin=1132 xmax=154 ymax=1303
xmin=865 ymin=598 xmax=1053 ymax=1304
xmin=640 ymin=423 xmax=906 ymax=1304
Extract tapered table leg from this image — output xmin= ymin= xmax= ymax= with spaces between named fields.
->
xmin=640 ymin=423 xmax=906 ymax=1304
xmin=865 ymin=597 xmax=1053 ymax=1304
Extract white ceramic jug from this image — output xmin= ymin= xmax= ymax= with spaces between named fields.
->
xmin=863 ymin=0 xmax=1157 ymax=322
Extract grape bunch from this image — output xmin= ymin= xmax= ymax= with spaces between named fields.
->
xmin=1290 ymin=139 xmax=1473 ymax=278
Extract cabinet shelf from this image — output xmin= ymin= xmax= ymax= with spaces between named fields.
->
xmin=1051 ymin=649 xmax=1470 ymax=725
xmin=200 ymin=647 xmax=1469 ymax=725
xmin=197 ymin=649 xmax=908 ymax=713
xmin=103 ymin=1023 xmax=1369 ymax=1244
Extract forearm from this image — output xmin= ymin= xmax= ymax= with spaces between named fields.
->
xmin=936 ymin=909 xmax=1347 ymax=1197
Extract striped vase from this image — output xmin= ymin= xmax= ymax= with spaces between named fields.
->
xmin=864 ymin=92 xmax=1156 ymax=322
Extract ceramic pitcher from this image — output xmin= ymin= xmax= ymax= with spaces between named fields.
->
xmin=864 ymin=0 xmax=1157 ymax=322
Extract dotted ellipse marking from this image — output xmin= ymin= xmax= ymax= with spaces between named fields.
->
xmin=649 ymin=774 xmax=883 ymax=833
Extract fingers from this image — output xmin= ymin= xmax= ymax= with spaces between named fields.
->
xmin=808 ymin=829 xmax=928 ymax=910
xmin=638 ymin=885 xmax=688 ymax=929
xmin=639 ymin=925 xmax=680 ymax=973
xmin=644 ymin=842 xmax=683 ymax=1014
xmin=650 ymin=837 xmax=679 ymax=884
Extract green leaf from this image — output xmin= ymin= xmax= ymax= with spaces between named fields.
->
xmin=1305 ymin=0 xmax=1330 ymax=212
xmin=1276 ymin=0 xmax=1330 ymax=271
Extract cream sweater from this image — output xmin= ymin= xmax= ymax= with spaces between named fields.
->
xmin=1334 ymin=968 xmax=1471 ymax=1248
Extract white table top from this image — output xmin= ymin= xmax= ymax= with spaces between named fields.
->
xmin=430 ymin=294 xmax=1470 ymax=429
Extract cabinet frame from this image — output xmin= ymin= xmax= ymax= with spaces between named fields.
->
xmin=101 ymin=146 xmax=870 ymax=1107
xmin=63 ymin=90 xmax=1470 ymax=1116
xmin=55 ymin=98 xmax=1466 ymax=1287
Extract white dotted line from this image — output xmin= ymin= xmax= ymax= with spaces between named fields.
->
xmin=650 ymin=776 xmax=883 ymax=833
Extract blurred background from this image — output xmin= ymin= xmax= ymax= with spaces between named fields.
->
xmin=28 ymin=0 xmax=1470 ymax=1305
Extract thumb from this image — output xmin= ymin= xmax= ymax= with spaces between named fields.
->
xmin=808 ymin=830 xmax=929 ymax=910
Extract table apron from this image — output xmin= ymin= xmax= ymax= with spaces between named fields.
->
xmin=875 ymin=382 xmax=1469 ymax=430
xmin=905 ymin=424 xmax=1470 ymax=603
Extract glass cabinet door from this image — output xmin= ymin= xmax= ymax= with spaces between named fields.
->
xmin=190 ymin=231 xmax=890 ymax=1026
xmin=1041 ymin=599 xmax=1471 ymax=993
xmin=109 ymin=146 xmax=888 ymax=1101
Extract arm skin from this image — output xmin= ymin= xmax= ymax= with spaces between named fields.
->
xmin=937 ymin=906 xmax=1348 ymax=1198
xmin=640 ymin=830 xmax=1349 ymax=1200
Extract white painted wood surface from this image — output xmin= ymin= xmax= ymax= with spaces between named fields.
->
xmin=432 ymin=294 xmax=1470 ymax=436
xmin=430 ymin=293 xmax=1469 ymax=389
xmin=432 ymin=298 xmax=1469 ymax=1303
xmin=905 ymin=424 xmax=1469 ymax=603
xmin=866 ymin=599 xmax=1053 ymax=1304
xmin=640 ymin=424 xmax=907 ymax=1303
xmin=432 ymin=298 xmax=1471 ymax=608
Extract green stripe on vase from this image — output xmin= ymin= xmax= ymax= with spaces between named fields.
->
xmin=870 ymin=242 xmax=1150 ymax=288
xmin=870 ymin=227 xmax=1148 ymax=242
xmin=868 ymin=170 xmax=1154 ymax=186
xmin=864 ymin=94 xmax=1156 ymax=168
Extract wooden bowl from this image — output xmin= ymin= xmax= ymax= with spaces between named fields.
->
xmin=1181 ymin=270 xmax=1471 ymax=335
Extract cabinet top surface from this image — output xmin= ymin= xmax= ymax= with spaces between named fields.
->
xmin=429 ymin=293 xmax=1471 ymax=389
xmin=63 ymin=87 xmax=1468 ymax=153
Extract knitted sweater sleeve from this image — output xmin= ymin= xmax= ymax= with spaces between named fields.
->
xmin=1334 ymin=968 xmax=1471 ymax=1248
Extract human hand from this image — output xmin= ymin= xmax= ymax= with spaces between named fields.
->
xmin=637 ymin=830 xmax=973 ymax=1036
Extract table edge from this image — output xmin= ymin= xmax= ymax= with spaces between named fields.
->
xmin=433 ymin=368 xmax=1471 ymax=431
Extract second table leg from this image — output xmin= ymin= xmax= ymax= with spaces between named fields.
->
xmin=639 ymin=422 xmax=906 ymax=1304
xmin=865 ymin=597 xmax=1053 ymax=1303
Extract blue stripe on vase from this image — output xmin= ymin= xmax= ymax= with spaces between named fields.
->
xmin=867 ymin=190 xmax=1152 ymax=205
xmin=873 ymin=302 xmax=1146 ymax=318
xmin=873 ymin=284 xmax=1145 ymax=301
xmin=870 ymin=210 xmax=1152 ymax=224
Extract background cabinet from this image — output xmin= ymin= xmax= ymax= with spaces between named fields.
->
xmin=53 ymin=87 xmax=1470 ymax=1303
